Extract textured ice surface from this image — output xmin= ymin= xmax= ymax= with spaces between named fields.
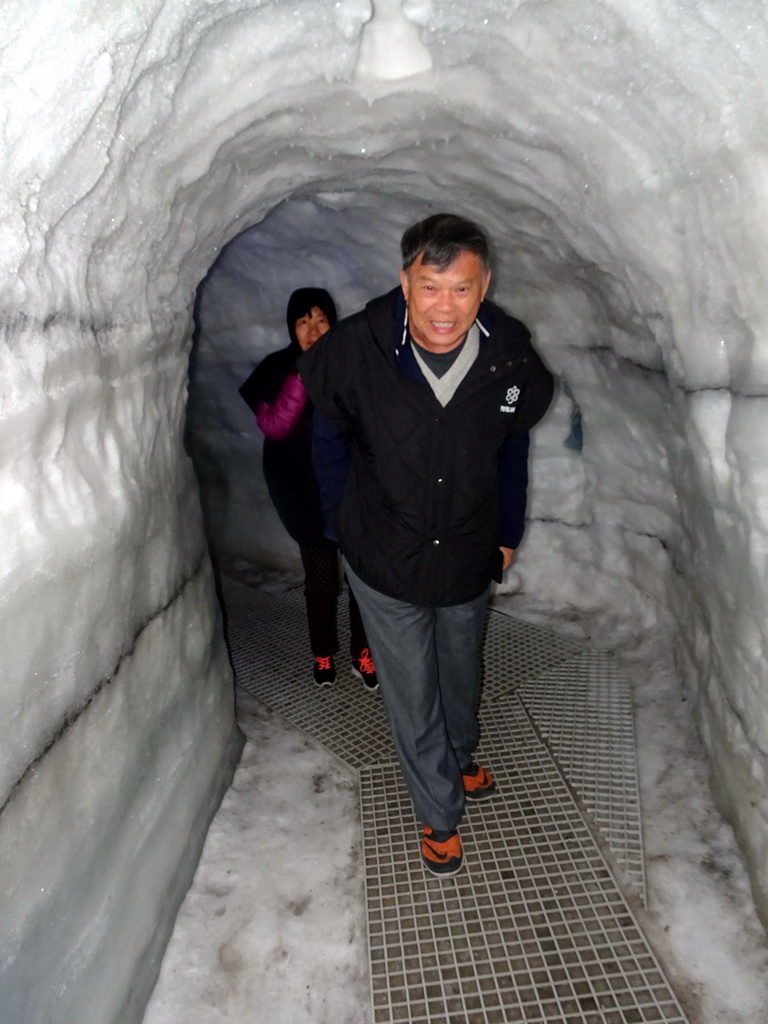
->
xmin=2 ymin=0 xmax=768 ymax=1020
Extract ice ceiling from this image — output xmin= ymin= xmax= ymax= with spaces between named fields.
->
xmin=1 ymin=1 xmax=767 ymax=1021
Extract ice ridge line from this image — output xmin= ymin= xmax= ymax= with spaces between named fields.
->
xmin=0 ymin=554 xmax=208 ymax=817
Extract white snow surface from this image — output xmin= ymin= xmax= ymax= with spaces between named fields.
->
xmin=144 ymin=688 xmax=369 ymax=1024
xmin=2 ymin=1 xmax=768 ymax=1021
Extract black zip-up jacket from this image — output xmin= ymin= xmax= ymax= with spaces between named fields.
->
xmin=239 ymin=347 xmax=329 ymax=547
xmin=300 ymin=287 xmax=554 ymax=606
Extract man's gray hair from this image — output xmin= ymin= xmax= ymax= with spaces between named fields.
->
xmin=400 ymin=213 xmax=490 ymax=272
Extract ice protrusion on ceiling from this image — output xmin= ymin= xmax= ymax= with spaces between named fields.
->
xmin=354 ymin=0 xmax=434 ymax=80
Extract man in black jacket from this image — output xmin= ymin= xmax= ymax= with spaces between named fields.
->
xmin=301 ymin=213 xmax=554 ymax=876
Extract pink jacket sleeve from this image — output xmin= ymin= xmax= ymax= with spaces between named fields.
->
xmin=256 ymin=373 xmax=308 ymax=440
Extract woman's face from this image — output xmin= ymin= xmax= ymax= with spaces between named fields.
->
xmin=294 ymin=306 xmax=331 ymax=351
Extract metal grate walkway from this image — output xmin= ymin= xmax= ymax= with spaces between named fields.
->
xmin=221 ymin=577 xmax=689 ymax=1024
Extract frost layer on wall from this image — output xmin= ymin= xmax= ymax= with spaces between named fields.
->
xmin=1 ymin=0 xmax=767 ymax=1019
xmin=1 ymin=3 xmax=248 ymax=1020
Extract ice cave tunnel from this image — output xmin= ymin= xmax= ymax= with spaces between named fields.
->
xmin=1 ymin=1 xmax=767 ymax=1021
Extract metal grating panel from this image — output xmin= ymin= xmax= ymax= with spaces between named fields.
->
xmin=362 ymin=695 xmax=687 ymax=1024
xmin=219 ymin=576 xmax=673 ymax=1022
xmin=221 ymin=578 xmax=645 ymax=898
xmin=222 ymin=577 xmax=397 ymax=769
xmin=481 ymin=610 xmax=585 ymax=701
xmin=518 ymin=650 xmax=646 ymax=902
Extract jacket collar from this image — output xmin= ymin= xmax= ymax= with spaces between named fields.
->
xmin=365 ymin=286 xmax=496 ymax=359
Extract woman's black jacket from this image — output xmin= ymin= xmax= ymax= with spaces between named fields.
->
xmin=239 ymin=346 xmax=328 ymax=547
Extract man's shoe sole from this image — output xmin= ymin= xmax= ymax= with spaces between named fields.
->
xmin=463 ymin=781 xmax=497 ymax=800
xmin=422 ymin=858 xmax=464 ymax=878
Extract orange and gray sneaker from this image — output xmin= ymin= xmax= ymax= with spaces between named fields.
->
xmin=351 ymin=647 xmax=378 ymax=691
xmin=461 ymin=761 xmax=497 ymax=800
xmin=421 ymin=827 xmax=463 ymax=877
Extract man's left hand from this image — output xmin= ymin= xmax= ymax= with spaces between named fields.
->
xmin=500 ymin=546 xmax=515 ymax=570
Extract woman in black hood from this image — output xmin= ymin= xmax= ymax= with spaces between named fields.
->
xmin=239 ymin=288 xmax=376 ymax=689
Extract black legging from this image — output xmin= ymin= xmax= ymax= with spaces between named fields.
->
xmin=299 ymin=545 xmax=367 ymax=658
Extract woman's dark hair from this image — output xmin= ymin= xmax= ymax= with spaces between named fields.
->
xmin=286 ymin=288 xmax=338 ymax=347
xmin=400 ymin=213 xmax=490 ymax=272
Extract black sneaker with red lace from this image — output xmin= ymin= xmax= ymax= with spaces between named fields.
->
xmin=351 ymin=647 xmax=378 ymax=691
xmin=313 ymin=654 xmax=336 ymax=686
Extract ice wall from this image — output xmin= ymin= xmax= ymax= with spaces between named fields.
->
xmin=1 ymin=0 xmax=767 ymax=1019
xmin=1 ymin=4 xmax=248 ymax=1022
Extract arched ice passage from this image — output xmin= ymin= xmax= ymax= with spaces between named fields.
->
xmin=1 ymin=2 xmax=767 ymax=1021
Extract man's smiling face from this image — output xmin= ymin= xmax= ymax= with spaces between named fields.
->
xmin=400 ymin=250 xmax=491 ymax=354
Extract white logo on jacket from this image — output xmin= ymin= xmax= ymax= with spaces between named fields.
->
xmin=500 ymin=384 xmax=520 ymax=413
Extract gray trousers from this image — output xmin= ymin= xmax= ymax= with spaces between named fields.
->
xmin=344 ymin=560 xmax=489 ymax=831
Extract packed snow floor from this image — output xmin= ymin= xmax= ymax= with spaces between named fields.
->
xmin=144 ymin=569 xmax=768 ymax=1024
